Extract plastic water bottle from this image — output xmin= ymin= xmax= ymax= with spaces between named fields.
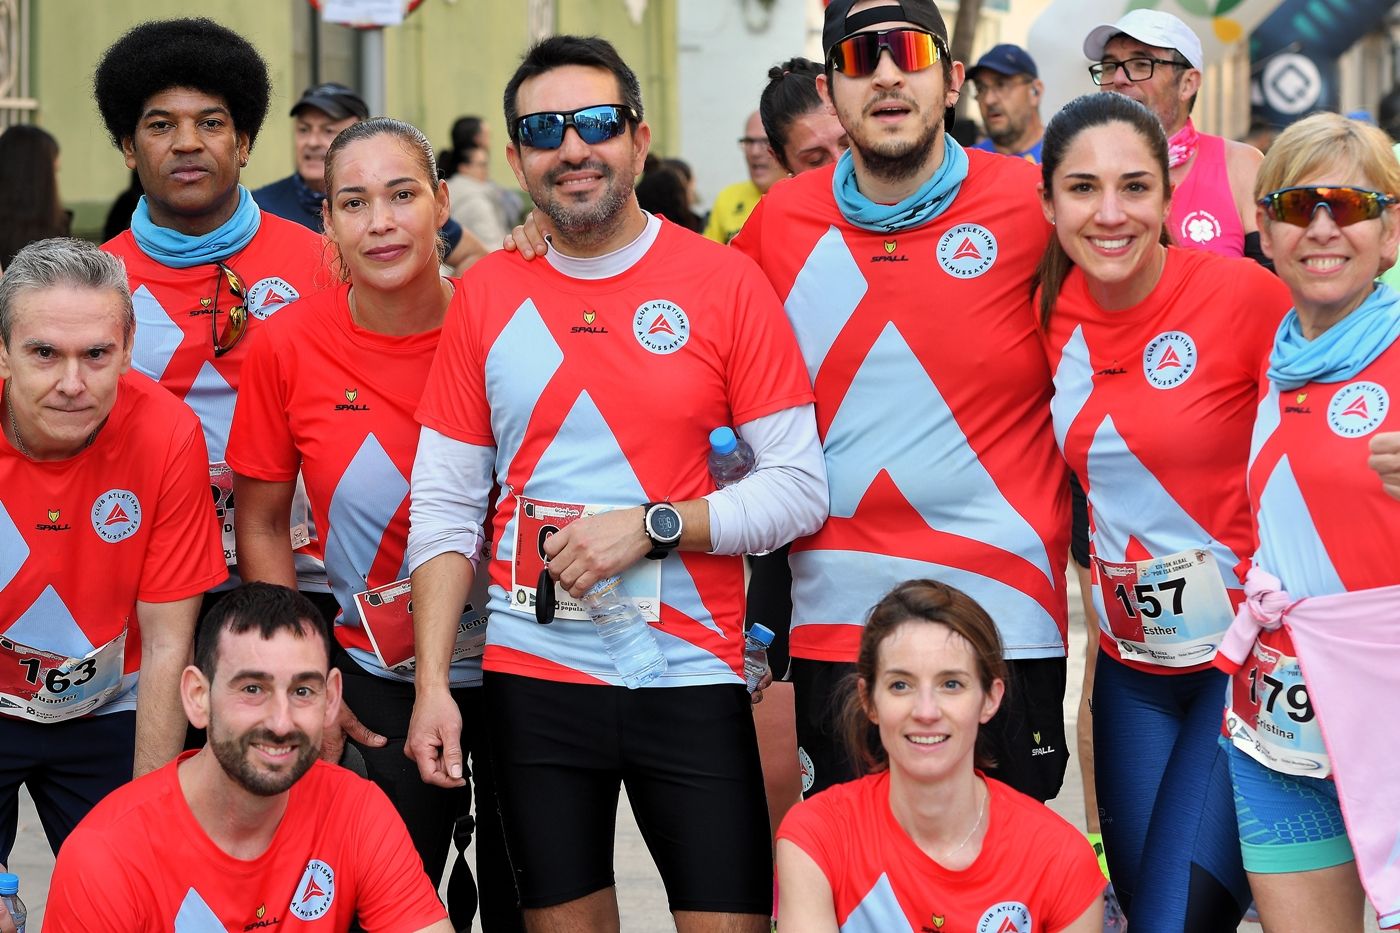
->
xmin=744 ymin=624 xmax=775 ymax=692
xmin=0 ymin=873 xmax=26 ymax=933
xmin=708 ymin=427 xmax=756 ymax=487
xmin=582 ymin=576 xmax=667 ymax=688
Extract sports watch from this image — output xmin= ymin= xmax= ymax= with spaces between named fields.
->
xmin=642 ymin=502 xmax=683 ymax=560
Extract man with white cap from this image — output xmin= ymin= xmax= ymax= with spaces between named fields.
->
xmin=1085 ymin=9 xmax=1266 ymax=262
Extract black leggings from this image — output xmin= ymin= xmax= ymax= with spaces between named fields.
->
xmin=336 ymin=653 xmax=523 ymax=933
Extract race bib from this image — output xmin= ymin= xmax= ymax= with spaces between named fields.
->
xmin=210 ymin=462 xmax=312 ymax=565
xmin=0 ymin=629 xmax=127 ymax=723
xmin=1225 ymin=638 xmax=1329 ymax=778
xmin=353 ymin=576 xmax=487 ymax=677
xmin=1095 ymin=548 xmax=1233 ymax=667
xmin=511 ymin=496 xmax=661 ymax=622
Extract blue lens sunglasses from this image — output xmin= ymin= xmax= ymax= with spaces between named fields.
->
xmin=515 ymin=104 xmax=638 ymax=149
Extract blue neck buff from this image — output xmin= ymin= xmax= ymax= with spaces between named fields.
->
xmin=130 ymin=186 xmax=261 ymax=268
xmin=832 ymin=135 xmax=969 ymax=233
xmin=1268 ymin=283 xmax=1400 ymax=389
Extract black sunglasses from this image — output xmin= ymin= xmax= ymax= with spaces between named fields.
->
xmin=515 ymin=105 xmax=637 ymax=150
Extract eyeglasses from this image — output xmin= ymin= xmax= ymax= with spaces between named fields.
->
xmin=738 ymin=136 xmax=770 ymax=150
xmin=971 ymin=76 xmax=1034 ymax=99
xmin=211 ymin=261 xmax=248 ymax=358
xmin=1258 ymin=186 xmax=1398 ymax=228
xmin=1088 ymin=57 xmax=1189 ymax=85
xmin=515 ymin=104 xmax=637 ymax=150
xmin=827 ymin=28 xmax=943 ymax=78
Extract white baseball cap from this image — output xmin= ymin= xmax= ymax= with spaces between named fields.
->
xmin=1083 ymin=9 xmax=1204 ymax=71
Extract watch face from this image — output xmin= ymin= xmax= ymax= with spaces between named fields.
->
xmin=648 ymin=505 xmax=682 ymax=543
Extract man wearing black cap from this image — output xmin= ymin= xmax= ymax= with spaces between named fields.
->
xmin=733 ymin=0 xmax=1071 ymax=804
xmin=252 ymin=82 xmax=368 ymax=229
xmin=968 ymin=43 xmax=1045 ymax=162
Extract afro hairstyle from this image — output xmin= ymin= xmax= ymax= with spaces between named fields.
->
xmin=92 ymin=17 xmax=273 ymax=151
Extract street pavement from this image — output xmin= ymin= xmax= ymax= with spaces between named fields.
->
xmin=7 ymin=571 xmax=1381 ymax=931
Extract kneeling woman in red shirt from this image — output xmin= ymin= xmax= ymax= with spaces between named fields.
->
xmin=776 ymin=580 xmax=1104 ymax=932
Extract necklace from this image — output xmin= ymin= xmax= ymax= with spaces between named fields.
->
xmin=5 ymin=386 xmax=31 ymax=458
xmin=940 ymin=782 xmax=987 ymax=861
xmin=4 ymin=385 xmax=100 ymax=460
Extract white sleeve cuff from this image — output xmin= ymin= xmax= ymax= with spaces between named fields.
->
xmin=705 ymin=404 xmax=828 ymax=556
xmin=407 ymin=427 xmax=495 ymax=574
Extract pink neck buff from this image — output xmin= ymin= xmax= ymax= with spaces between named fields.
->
xmin=1167 ymin=118 xmax=1199 ymax=170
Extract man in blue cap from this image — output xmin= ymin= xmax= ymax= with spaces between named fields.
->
xmin=968 ymin=43 xmax=1045 ymax=161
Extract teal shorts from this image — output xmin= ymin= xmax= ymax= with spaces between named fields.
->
xmin=1224 ymin=737 xmax=1354 ymax=874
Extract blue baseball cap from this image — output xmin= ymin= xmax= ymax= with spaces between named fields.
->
xmin=968 ymin=44 xmax=1038 ymax=81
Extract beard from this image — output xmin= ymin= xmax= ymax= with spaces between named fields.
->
xmin=987 ymin=112 xmax=1027 ymax=149
xmin=210 ymin=722 xmax=318 ymax=797
xmin=531 ymin=158 xmax=635 ymax=249
xmin=845 ymin=92 xmax=945 ymax=185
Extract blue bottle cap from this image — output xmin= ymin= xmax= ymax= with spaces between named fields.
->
xmin=748 ymin=623 xmax=775 ymax=647
xmin=709 ymin=426 xmax=738 ymax=456
xmin=0 ymin=873 xmax=17 ymax=895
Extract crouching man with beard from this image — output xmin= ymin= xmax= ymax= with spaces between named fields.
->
xmin=44 ymin=583 xmax=452 ymax=933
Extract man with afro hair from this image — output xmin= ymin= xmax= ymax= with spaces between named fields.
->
xmin=94 ymin=19 xmax=382 ymax=759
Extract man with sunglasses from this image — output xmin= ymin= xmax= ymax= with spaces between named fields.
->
xmin=0 ymin=239 xmax=225 ymax=868
xmin=967 ymin=44 xmax=1045 ymax=162
xmin=1085 ymin=9 xmax=1267 ymax=263
xmin=406 ymin=34 xmax=826 ymax=933
xmin=92 ymin=21 xmax=350 ymax=632
xmin=732 ymin=0 xmax=1073 ymax=805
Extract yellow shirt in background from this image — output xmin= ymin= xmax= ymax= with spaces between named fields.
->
xmin=703 ymin=180 xmax=763 ymax=244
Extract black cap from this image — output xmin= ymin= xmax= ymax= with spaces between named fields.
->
xmin=822 ymin=0 xmax=949 ymax=57
xmin=967 ymin=44 xmax=1038 ymax=81
xmin=289 ymin=82 xmax=369 ymax=121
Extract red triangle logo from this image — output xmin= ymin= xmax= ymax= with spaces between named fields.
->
xmin=647 ymin=315 xmax=675 ymax=336
xmin=1156 ymin=346 xmax=1182 ymax=369
xmin=301 ymin=877 xmax=325 ymax=903
xmin=1341 ymin=396 xmax=1370 ymax=419
xmin=952 ymin=237 xmax=982 ymax=261
xmin=996 ymin=919 xmax=1022 ymax=933
xmin=261 ymin=291 xmax=287 ymax=307
xmin=103 ymin=504 xmax=131 ymax=526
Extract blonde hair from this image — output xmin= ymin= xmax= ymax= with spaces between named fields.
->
xmin=1256 ymin=112 xmax=1400 ymax=200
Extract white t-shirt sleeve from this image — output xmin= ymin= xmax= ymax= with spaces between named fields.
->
xmin=406 ymin=426 xmax=495 ymax=574
xmin=705 ymin=403 xmax=828 ymax=555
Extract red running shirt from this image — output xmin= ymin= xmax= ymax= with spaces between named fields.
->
xmin=733 ymin=153 xmax=1069 ymax=662
xmin=1043 ymin=248 xmax=1290 ymax=671
xmin=227 ymin=284 xmax=486 ymax=684
xmin=103 ymin=214 xmax=329 ymax=466
xmin=778 ymin=771 xmax=1104 ymax=932
xmin=45 ymin=754 xmax=447 ymax=932
xmin=0 ymin=372 xmax=226 ymax=715
xmin=417 ymin=220 xmax=814 ymax=686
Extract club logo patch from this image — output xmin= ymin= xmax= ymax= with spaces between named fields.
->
xmin=91 ymin=489 xmax=142 ymax=542
xmin=936 ymin=224 xmax=997 ymax=278
xmin=1181 ymin=209 xmax=1223 ymax=245
xmin=1142 ymin=331 xmax=1197 ymax=389
xmin=1327 ymin=381 xmax=1388 ymax=438
xmin=246 ymin=277 xmax=300 ymax=320
xmin=633 ymin=300 xmax=689 ymax=354
xmin=798 ymin=746 xmax=815 ymax=794
xmin=289 ymin=859 xmax=335 ymax=921
xmin=977 ymin=901 xmax=1032 ymax=933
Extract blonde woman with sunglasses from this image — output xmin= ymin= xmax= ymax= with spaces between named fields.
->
xmin=1213 ymin=112 xmax=1400 ymax=933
